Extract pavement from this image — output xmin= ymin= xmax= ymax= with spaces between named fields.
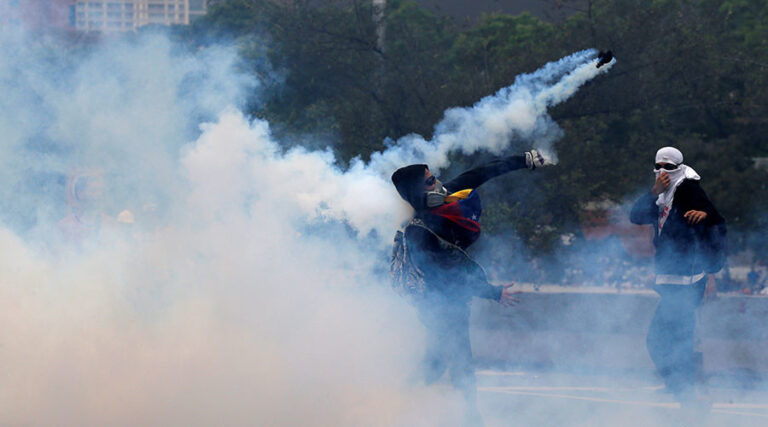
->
xmin=476 ymin=369 xmax=768 ymax=426
xmin=464 ymin=284 xmax=768 ymax=425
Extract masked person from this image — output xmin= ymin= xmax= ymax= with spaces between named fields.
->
xmin=390 ymin=150 xmax=549 ymax=424
xmin=630 ymin=147 xmax=726 ymax=400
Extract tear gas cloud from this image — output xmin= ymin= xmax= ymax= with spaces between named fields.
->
xmin=0 ymin=26 xmax=616 ymax=425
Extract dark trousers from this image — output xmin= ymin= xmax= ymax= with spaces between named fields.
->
xmin=647 ymin=280 xmax=706 ymax=394
xmin=418 ymin=301 xmax=476 ymax=402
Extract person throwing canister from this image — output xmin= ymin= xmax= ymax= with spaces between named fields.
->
xmin=390 ymin=150 xmax=550 ymax=425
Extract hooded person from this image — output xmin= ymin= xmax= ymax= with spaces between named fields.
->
xmin=390 ymin=150 xmax=550 ymax=425
xmin=630 ymin=146 xmax=726 ymax=401
xmin=58 ymin=169 xmax=112 ymax=243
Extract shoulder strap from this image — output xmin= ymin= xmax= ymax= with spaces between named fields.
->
xmin=405 ymin=218 xmax=455 ymax=247
xmin=404 ymin=218 xmax=486 ymax=276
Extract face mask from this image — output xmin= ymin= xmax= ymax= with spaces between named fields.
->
xmin=654 ymin=166 xmax=684 ymax=181
xmin=424 ymin=179 xmax=448 ymax=208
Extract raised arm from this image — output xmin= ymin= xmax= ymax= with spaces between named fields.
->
xmin=444 ymin=155 xmax=527 ymax=192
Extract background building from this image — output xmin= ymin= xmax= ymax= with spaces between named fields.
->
xmin=0 ymin=0 xmax=208 ymax=33
xmin=74 ymin=1 xmax=200 ymax=32
xmin=0 ymin=0 xmax=74 ymax=31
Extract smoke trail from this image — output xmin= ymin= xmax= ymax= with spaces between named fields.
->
xmin=173 ymin=49 xmax=614 ymax=244
xmin=226 ymin=48 xmax=615 ymax=240
xmin=367 ymin=49 xmax=615 ymax=177
xmin=0 ymin=25 xmax=614 ymax=425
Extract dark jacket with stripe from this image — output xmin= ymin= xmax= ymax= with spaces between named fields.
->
xmin=630 ymin=179 xmax=726 ymax=280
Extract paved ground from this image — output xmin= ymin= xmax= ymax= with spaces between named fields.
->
xmin=476 ymin=369 xmax=768 ymax=426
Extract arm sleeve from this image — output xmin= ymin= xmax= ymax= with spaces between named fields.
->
xmin=406 ymin=226 xmax=502 ymax=301
xmin=700 ymin=221 xmax=727 ymax=273
xmin=444 ymin=155 xmax=527 ymax=192
xmin=675 ymin=180 xmax=724 ymax=226
xmin=629 ymin=192 xmax=658 ymax=225
xmin=675 ymin=181 xmax=727 ymax=273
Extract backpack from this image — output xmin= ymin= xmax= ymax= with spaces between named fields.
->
xmin=389 ymin=219 xmax=428 ymax=299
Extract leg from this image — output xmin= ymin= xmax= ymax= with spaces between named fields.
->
xmin=440 ymin=305 xmax=483 ymax=426
xmin=647 ymin=287 xmax=676 ymax=384
xmin=446 ymin=315 xmax=476 ymax=402
xmin=648 ymin=283 xmax=705 ymax=396
xmin=418 ymin=305 xmax=449 ymax=385
xmin=419 ymin=302 xmax=483 ymax=425
xmin=666 ymin=282 xmax=705 ymax=393
xmin=422 ymin=322 xmax=448 ymax=385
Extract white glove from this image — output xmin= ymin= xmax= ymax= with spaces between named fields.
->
xmin=525 ymin=150 xmax=552 ymax=170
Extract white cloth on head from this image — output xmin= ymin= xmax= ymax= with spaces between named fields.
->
xmin=653 ymin=147 xmax=700 ymax=232
xmin=655 ymin=146 xmax=684 ymax=165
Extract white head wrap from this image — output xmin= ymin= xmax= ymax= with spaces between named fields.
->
xmin=654 ymin=147 xmax=700 ymax=231
xmin=655 ymin=146 xmax=684 ymax=165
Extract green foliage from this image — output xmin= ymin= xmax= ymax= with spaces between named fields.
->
xmin=193 ymin=0 xmax=768 ymax=257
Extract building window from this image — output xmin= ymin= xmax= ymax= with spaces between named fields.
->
xmin=190 ymin=0 xmax=205 ymax=11
xmin=70 ymin=5 xmax=77 ymax=27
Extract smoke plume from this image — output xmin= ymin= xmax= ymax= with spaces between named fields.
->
xmin=0 ymin=25 xmax=613 ymax=426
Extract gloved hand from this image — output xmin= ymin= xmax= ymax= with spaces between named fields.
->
xmin=525 ymin=149 xmax=552 ymax=170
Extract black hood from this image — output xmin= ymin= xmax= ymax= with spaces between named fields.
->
xmin=391 ymin=164 xmax=427 ymax=210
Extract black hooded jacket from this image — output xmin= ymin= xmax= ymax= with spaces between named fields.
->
xmin=630 ymin=179 xmax=726 ymax=281
xmin=402 ymin=156 xmax=527 ymax=304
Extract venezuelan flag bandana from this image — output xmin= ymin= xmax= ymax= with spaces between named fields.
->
xmin=429 ymin=189 xmax=482 ymax=247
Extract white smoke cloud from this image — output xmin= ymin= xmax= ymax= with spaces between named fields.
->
xmin=0 ymin=25 xmax=613 ymax=425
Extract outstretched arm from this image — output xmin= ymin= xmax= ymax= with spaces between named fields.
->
xmin=444 ymin=155 xmax=527 ymax=192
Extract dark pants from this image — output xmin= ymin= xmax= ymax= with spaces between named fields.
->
xmin=418 ymin=301 xmax=476 ymax=402
xmin=647 ymin=280 xmax=706 ymax=394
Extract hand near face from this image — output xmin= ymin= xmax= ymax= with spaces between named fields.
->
xmin=651 ymin=171 xmax=671 ymax=196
